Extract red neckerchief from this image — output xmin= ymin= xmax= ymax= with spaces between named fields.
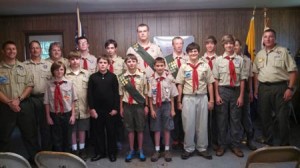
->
xmin=225 ymin=56 xmax=237 ymax=87
xmin=54 ymin=81 xmax=65 ymax=113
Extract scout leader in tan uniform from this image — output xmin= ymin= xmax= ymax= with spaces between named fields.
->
xmin=45 ymin=42 xmax=68 ymax=65
xmin=234 ymin=39 xmax=257 ymax=151
xmin=0 ymin=41 xmax=39 ymax=163
xmin=77 ymin=36 xmax=97 ymax=74
xmin=126 ymin=23 xmax=164 ymax=78
xmin=165 ymin=36 xmax=188 ymax=150
xmin=253 ymin=28 xmax=297 ymax=146
xmin=24 ymin=40 xmax=52 ymax=151
xmin=176 ymin=42 xmax=215 ymax=160
xmin=213 ymin=35 xmax=247 ymax=158
xmin=65 ymin=50 xmax=90 ymax=160
xmin=105 ymin=39 xmax=125 ymax=76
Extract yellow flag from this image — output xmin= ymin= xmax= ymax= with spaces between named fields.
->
xmin=245 ymin=16 xmax=256 ymax=61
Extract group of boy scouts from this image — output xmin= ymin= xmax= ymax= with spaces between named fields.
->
xmin=0 ymin=23 xmax=297 ymax=164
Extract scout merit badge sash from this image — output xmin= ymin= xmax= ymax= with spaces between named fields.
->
xmin=165 ymin=54 xmax=178 ymax=78
xmin=132 ymin=43 xmax=155 ymax=71
xmin=118 ymin=73 xmax=145 ymax=104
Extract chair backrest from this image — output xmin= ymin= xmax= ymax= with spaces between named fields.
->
xmin=35 ymin=151 xmax=87 ymax=168
xmin=245 ymin=146 xmax=300 ymax=168
xmin=0 ymin=152 xmax=32 ymax=168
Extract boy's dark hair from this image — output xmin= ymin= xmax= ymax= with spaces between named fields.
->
xmin=154 ymin=57 xmax=166 ymax=65
xmin=221 ymin=34 xmax=235 ymax=46
xmin=104 ymin=39 xmax=118 ymax=48
xmin=124 ymin=54 xmax=138 ymax=63
xmin=186 ymin=42 xmax=200 ymax=53
xmin=97 ymin=54 xmax=110 ymax=64
xmin=264 ymin=28 xmax=276 ymax=38
xmin=29 ymin=40 xmax=41 ymax=49
xmin=2 ymin=41 xmax=16 ymax=50
xmin=205 ymin=35 xmax=217 ymax=45
xmin=235 ymin=39 xmax=242 ymax=46
xmin=76 ymin=36 xmax=89 ymax=45
xmin=137 ymin=23 xmax=149 ymax=32
xmin=51 ymin=61 xmax=66 ymax=77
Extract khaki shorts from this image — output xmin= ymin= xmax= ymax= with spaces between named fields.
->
xmin=123 ymin=102 xmax=146 ymax=132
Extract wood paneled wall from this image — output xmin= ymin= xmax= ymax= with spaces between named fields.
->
xmin=0 ymin=8 xmax=299 ymax=61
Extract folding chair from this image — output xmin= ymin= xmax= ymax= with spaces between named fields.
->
xmin=0 ymin=152 xmax=32 ymax=168
xmin=35 ymin=151 xmax=87 ymax=168
xmin=245 ymin=146 xmax=300 ymax=168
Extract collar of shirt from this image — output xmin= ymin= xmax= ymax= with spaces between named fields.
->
xmin=0 ymin=60 xmax=24 ymax=69
xmin=222 ymin=52 xmax=237 ymax=59
xmin=172 ymin=52 xmax=185 ymax=59
xmin=137 ymin=41 xmax=152 ymax=49
xmin=66 ymin=68 xmax=86 ymax=75
xmin=187 ymin=58 xmax=204 ymax=65
xmin=204 ymin=52 xmax=217 ymax=59
xmin=264 ymin=44 xmax=279 ymax=54
xmin=25 ymin=58 xmax=47 ymax=65
xmin=81 ymin=53 xmax=92 ymax=60
xmin=51 ymin=77 xmax=68 ymax=84
xmin=124 ymin=69 xmax=143 ymax=77
xmin=153 ymin=71 xmax=167 ymax=80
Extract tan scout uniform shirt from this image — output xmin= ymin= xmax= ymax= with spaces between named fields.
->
xmin=44 ymin=77 xmax=78 ymax=112
xmin=45 ymin=57 xmax=68 ymax=65
xmin=241 ymin=54 xmax=253 ymax=78
xmin=110 ymin=55 xmax=125 ymax=76
xmin=176 ymin=59 xmax=215 ymax=95
xmin=202 ymin=52 xmax=218 ymax=70
xmin=65 ymin=68 xmax=90 ymax=119
xmin=148 ymin=71 xmax=178 ymax=104
xmin=253 ymin=45 xmax=297 ymax=83
xmin=23 ymin=59 xmax=52 ymax=95
xmin=80 ymin=54 xmax=97 ymax=74
xmin=126 ymin=42 xmax=164 ymax=78
xmin=172 ymin=52 xmax=189 ymax=65
xmin=119 ymin=69 xmax=148 ymax=104
xmin=0 ymin=60 xmax=34 ymax=99
xmin=213 ymin=53 xmax=247 ymax=86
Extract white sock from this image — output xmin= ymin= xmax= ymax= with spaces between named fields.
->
xmin=79 ymin=143 xmax=85 ymax=149
xmin=155 ymin=146 xmax=160 ymax=151
xmin=72 ymin=144 xmax=77 ymax=151
xmin=165 ymin=146 xmax=170 ymax=151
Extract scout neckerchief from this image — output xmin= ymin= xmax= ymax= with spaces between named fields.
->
xmin=188 ymin=62 xmax=201 ymax=93
xmin=82 ymin=58 xmax=88 ymax=70
xmin=118 ymin=72 xmax=146 ymax=104
xmin=165 ymin=53 xmax=180 ymax=78
xmin=109 ymin=60 xmax=114 ymax=73
xmin=156 ymin=76 xmax=165 ymax=107
xmin=225 ymin=56 xmax=237 ymax=87
xmin=132 ymin=43 xmax=155 ymax=71
xmin=54 ymin=81 xmax=65 ymax=113
xmin=205 ymin=56 xmax=215 ymax=70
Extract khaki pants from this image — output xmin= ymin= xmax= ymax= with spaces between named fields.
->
xmin=182 ymin=94 xmax=208 ymax=152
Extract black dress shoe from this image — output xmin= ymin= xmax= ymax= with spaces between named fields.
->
xmin=91 ymin=154 xmax=106 ymax=162
xmin=109 ymin=154 xmax=117 ymax=162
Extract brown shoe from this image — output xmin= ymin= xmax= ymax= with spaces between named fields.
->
xmin=164 ymin=150 xmax=172 ymax=162
xmin=216 ymin=147 xmax=225 ymax=156
xmin=150 ymin=151 xmax=160 ymax=162
xmin=231 ymin=147 xmax=244 ymax=157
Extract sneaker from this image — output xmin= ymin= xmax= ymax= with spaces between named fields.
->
xmin=197 ymin=150 xmax=212 ymax=160
xmin=139 ymin=150 xmax=146 ymax=161
xmin=164 ymin=150 xmax=172 ymax=162
xmin=125 ymin=150 xmax=134 ymax=162
xmin=181 ymin=150 xmax=192 ymax=160
xmin=151 ymin=151 xmax=160 ymax=162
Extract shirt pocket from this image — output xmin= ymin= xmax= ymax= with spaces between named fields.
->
xmin=273 ymin=57 xmax=284 ymax=68
xmin=17 ymin=70 xmax=26 ymax=84
xmin=218 ymin=63 xmax=227 ymax=74
xmin=61 ymin=84 xmax=72 ymax=100
xmin=82 ymin=78 xmax=88 ymax=89
xmin=162 ymin=82 xmax=171 ymax=100
xmin=41 ymin=69 xmax=52 ymax=80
